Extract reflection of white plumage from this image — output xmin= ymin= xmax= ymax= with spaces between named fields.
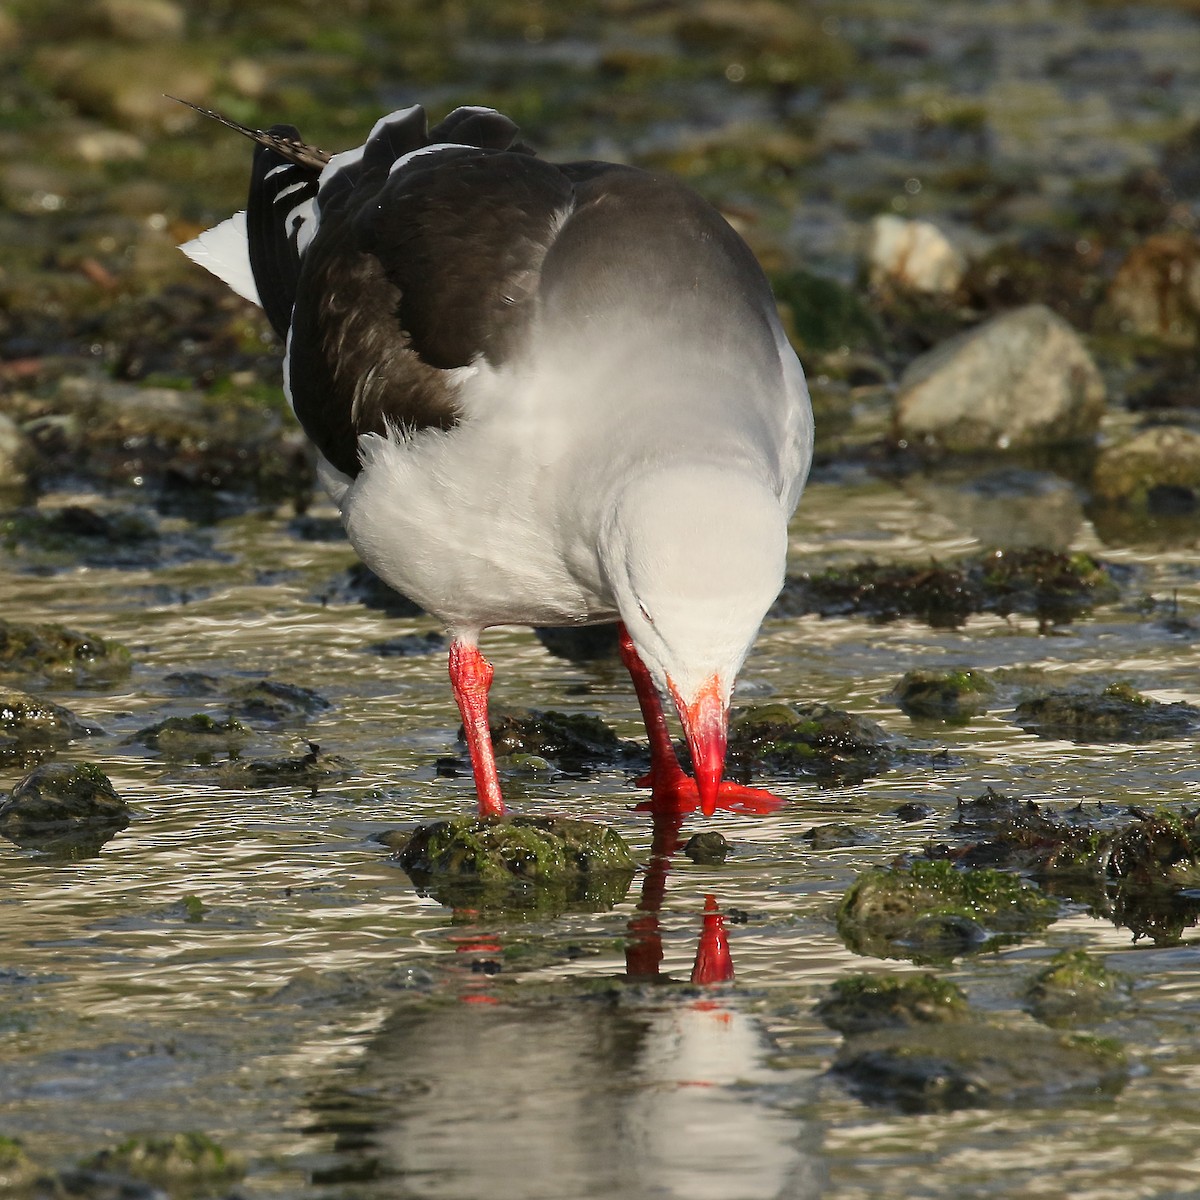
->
xmin=182 ymin=101 xmax=812 ymax=820
xmin=315 ymin=998 xmax=819 ymax=1199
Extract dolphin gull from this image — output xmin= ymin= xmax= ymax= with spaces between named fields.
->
xmin=179 ymin=100 xmax=814 ymax=820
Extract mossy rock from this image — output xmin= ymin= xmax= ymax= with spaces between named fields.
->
xmin=831 ymin=1023 xmax=1127 ymax=1112
xmin=214 ymin=743 xmax=352 ymax=788
xmin=0 ymin=618 xmax=131 ymax=687
xmin=486 ymin=708 xmax=636 ymax=771
xmin=0 ymin=761 xmax=129 ymax=855
xmin=1014 ymin=683 xmax=1200 ymax=743
xmin=838 ymin=860 xmax=1058 ymax=962
xmin=394 ymin=815 xmax=636 ymax=916
xmin=890 ymin=668 xmax=994 ymax=721
xmin=83 ymin=1132 xmax=243 ymax=1193
xmin=126 ymin=713 xmax=249 ymax=762
xmin=684 ymin=830 xmax=731 ymax=864
xmin=228 ymin=679 xmax=331 ymax=723
xmin=727 ymin=701 xmax=894 ymax=785
xmin=773 ymin=268 xmax=881 ymax=355
xmin=774 ymin=547 xmax=1117 ymax=631
xmin=1026 ymin=949 xmax=1133 ymax=1026
xmin=816 ymin=972 xmax=971 ymax=1035
xmin=0 ymin=688 xmax=103 ymax=762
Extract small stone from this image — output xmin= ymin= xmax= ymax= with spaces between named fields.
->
xmin=684 ymin=830 xmax=731 ymax=864
xmin=830 ymin=1023 xmax=1127 ymax=1111
xmin=894 ymin=304 xmax=1105 ymax=452
xmin=1107 ymin=234 xmax=1200 ymax=347
xmin=838 ymin=860 xmax=1058 ymax=962
xmin=1026 ymin=949 xmax=1133 ymax=1026
xmin=70 ymin=127 xmax=147 ymax=164
xmin=1092 ymin=425 xmax=1200 ymax=509
xmin=890 ymin=668 xmax=994 ymax=721
xmin=816 ymin=972 xmax=970 ymax=1035
xmin=803 ymin=823 xmax=870 ymax=849
xmin=0 ymin=619 xmax=132 ymax=687
xmin=0 ymin=762 xmax=129 ymax=854
xmin=867 ymin=215 xmax=967 ymax=295
xmin=125 ymin=714 xmax=249 ymax=762
xmin=1014 ymin=683 xmax=1199 ymax=743
xmin=228 ymin=679 xmax=331 ymax=722
xmin=0 ymin=688 xmax=103 ymax=761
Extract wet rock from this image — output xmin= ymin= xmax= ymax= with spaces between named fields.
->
xmin=215 ymin=743 xmax=352 ymax=789
xmin=830 ymin=1023 xmax=1127 ymax=1112
xmin=228 ymin=679 xmax=331 ymax=723
xmin=803 ymin=822 xmax=871 ymax=849
xmin=82 ymin=1132 xmax=243 ymax=1194
xmin=0 ymin=412 xmax=32 ymax=489
xmin=894 ymin=304 xmax=1105 ymax=453
xmin=1014 ymin=682 xmax=1200 ymax=743
xmin=1092 ymin=425 xmax=1200 ymax=512
xmin=0 ymin=619 xmax=131 ymax=689
xmin=486 ymin=708 xmax=639 ymax=773
xmin=394 ymin=815 xmax=637 ymax=915
xmin=532 ymin=623 xmax=620 ymax=663
xmin=889 ymin=668 xmax=994 ymax=721
xmin=683 ymin=830 xmax=730 ymax=864
xmin=1 ymin=505 xmax=218 ymax=571
xmin=727 ymin=702 xmax=894 ymax=786
xmin=895 ymin=803 xmax=934 ymax=822
xmin=314 ymin=562 xmax=422 ymax=617
xmin=815 ymin=972 xmax=970 ymax=1035
xmin=1026 ymin=949 xmax=1133 ymax=1026
xmin=0 ymin=688 xmax=102 ymax=765
xmin=124 ymin=714 xmax=249 ymax=762
xmin=0 ymin=762 xmax=129 ymax=855
xmin=1106 ymin=234 xmax=1200 ymax=346
xmin=866 ymin=215 xmax=967 ymax=295
xmin=364 ymin=631 xmax=447 ymax=658
xmin=940 ymin=791 xmax=1200 ymax=944
xmin=838 ymin=860 xmax=1058 ymax=962
xmin=774 ymin=547 xmax=1118 ymax=631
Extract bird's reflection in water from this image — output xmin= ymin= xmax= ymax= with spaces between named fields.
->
xmin=307 ymin=811 xmax=820 ymax=1199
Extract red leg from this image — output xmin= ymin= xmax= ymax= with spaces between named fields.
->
xmin=617 ymin=623 xmax=785 ymax=817
xmin=448 ymin=638 xmax=505 ymax=819
xmin=691 ymin=895 xmax=734 ymax=985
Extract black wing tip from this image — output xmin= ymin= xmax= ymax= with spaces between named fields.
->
xmin=167 ymin=96 xmax=331 ymax=170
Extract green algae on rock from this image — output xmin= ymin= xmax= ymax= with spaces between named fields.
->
xmin=227 ymin=679 xmax=331 ymax=723
xmin=683 ymin=830 xmax=731 ymax=864
xmin=213 ymin=742 xmax=353 ymax=789
xmin=889 ymin=668 xmax=995 ymax=721
xmin=83 ymin=1131 xmax=243 ymax=1194
xmin=774 ymin=547 xmax=1118 ymax=631
xmin=0 ymin=618 xmax=131 ymax=688
xmin=126 ymin=713 xmax=248 ymax=762
xmin=830 ymin=1023 xmax=1128 ymax=1113
xmin=1014 ymin=682 xmax=1200 ymax=743
xmin=1026 ymin=949 xmax=1133 ymax=1027
xmin=727 ymin=701 xmax=895 ymax=786
xmin=0 ymin=761 xmax=129 ymax=855
xmin=486 ymin=708 xmax=639 ymax=772
xmin=393 ymin=815 xmax=636 ymax=916
xmin=816 ymin=972 xmax=970 ymax=1035
xmin=838 ymin=860 xmax=1058 ymax=962
xmin=0 ymin=687 xmax=103 ymax=766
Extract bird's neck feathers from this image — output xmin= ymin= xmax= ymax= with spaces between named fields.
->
xmin=599 ymin=464 xmax=788 ymax=702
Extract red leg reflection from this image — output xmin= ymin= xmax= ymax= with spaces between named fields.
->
xmin=690 ymin=895 xmax=733 ymax=984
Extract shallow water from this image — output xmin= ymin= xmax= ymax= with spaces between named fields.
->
xmin=3 ymin=469 xmax=1200 ymax=1198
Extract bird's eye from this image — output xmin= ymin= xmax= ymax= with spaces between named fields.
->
xmin=638 ymin=601 xmax=654 ymax=625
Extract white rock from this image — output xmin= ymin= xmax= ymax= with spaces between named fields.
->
xmin=866 ymin=214 xmax=967 ymax=295
xmin=72 ymin=128 xmax=147 ymax=164
xmin=894 ymin=304 xmax=1105 ymax=452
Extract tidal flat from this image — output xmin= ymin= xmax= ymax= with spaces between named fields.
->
xmin=3 ymin=1 xmax=1200 ymax=1197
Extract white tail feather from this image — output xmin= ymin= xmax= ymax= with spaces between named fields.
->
xmin=179 ymin=210 xmax=261 ymax=307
